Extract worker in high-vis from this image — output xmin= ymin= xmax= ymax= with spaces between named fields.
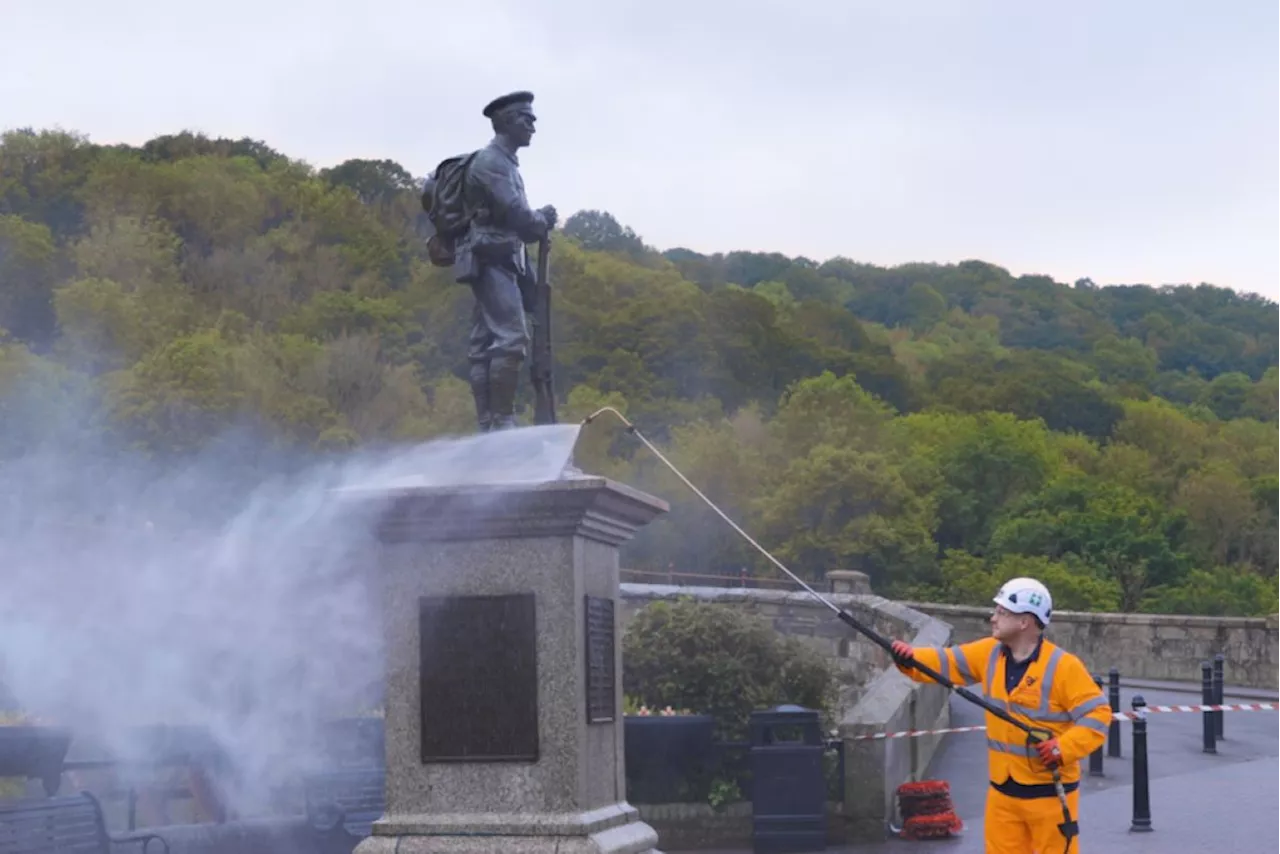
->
xmin=890 ymin=577 xmax=1112 ymax=853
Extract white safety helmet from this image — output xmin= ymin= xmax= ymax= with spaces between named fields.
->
xmin=993 ymin=577 xmax=1053 ymax=627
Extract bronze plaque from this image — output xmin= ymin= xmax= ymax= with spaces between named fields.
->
xmin=584 ymin=595 xmax=616 ymax=724
xmin=419 ymin=593 xmax=538 ymax=762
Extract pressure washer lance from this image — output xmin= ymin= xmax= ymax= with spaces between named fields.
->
xmin=582 ymin=406 xmax=1079 ymax=854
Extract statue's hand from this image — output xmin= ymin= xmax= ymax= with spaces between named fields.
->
xmin=539 ymin=205 xmax=558 ymax=231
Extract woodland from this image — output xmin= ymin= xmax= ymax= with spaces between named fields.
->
xmin=1 ymin=129 xmax=1276 ymax=616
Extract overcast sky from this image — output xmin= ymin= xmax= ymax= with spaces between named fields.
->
xmin=3 ymin=1 xmax=1277 ymax=299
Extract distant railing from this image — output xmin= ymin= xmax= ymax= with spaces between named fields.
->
xmin=620 ymin=568 xmax=804 ymax=590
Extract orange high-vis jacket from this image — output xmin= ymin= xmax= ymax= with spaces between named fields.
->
xmin=896 ymin=636 xmax=1112 ymax=788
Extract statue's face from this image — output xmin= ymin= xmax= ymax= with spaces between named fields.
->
xmin=500 ymin=106 xmax=537 ymax=148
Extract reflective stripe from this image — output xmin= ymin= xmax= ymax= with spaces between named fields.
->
xmin=987 ymin=737 xmax=1034 ymax=758
xmin=985 ymin=644 xmax=1002 ymax=696
xmin=1076 ymin=716 xmax=1109 ymax=734
xmin=949 ymin=645 xmax=979 ymax=684
xmin=929 ymin=646 xmax=950 ymax=682
xmin=1070 ymin=695 xmax=1107 ymax=720
xmin=1011 ymin=704 xmax=1071 ymax=722
xmin=1037 ymin=648 xmax=1064 ymax=716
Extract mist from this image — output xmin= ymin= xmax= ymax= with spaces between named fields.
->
xmin=0 ymin=371 xmax=582 ymax=815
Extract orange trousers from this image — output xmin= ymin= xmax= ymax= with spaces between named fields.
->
xmin=984 ymin=786 xmax=1081 ymax=854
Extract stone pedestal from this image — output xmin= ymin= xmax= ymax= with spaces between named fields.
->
xmin=352 ymin=477 xmax=668 ymax=854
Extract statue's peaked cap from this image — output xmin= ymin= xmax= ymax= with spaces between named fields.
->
xmin=483 ymin=91 xmax=535 ymax=118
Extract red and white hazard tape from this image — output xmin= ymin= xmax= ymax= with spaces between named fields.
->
xmin=846 ymin=702 xmax=1277 ymax=741
xmin=849 ymin=724 xmax=989 ymax=741
xmin=1113 ymin=702 xmax=1278 ymax=720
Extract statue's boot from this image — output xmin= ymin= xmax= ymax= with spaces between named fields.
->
xmin=488 ymin=355 xmax=523 ymax=431
xmin=469 ymin=361 xmax=492 ymax=433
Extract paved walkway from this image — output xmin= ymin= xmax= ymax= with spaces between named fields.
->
xmin=675 ymin=680 xmax=1279 ymax=853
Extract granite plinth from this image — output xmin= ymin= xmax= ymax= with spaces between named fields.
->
xmin=352 ymin=477 xmax=667 ymax=854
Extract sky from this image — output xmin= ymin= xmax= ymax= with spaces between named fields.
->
xmin=2 ymin=0 xmax=1277 ymax=299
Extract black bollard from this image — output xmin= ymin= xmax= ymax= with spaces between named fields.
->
xmin=1108 ymin=668 xmax=1122 ymax=758
xmin=1088 ymin=675 xmax=1105 ymax=776
xmin=1201 ymin=661 xmax=1216 ymax=754
xmin=1213 ymin=654 xmax=1225 ymax=740
xmin=1129 ymin=695 xmax=1152 ymax=833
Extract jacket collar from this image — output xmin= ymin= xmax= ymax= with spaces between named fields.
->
xmin=1002 ymin=635 xmax=1045 ymax=666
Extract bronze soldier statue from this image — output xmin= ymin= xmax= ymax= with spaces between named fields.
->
xmin=443 ymin=91 xmax=557 ymax=432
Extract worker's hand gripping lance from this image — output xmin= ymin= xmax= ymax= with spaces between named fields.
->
xmin=582 ymin=406 xmax=1078 ymax=854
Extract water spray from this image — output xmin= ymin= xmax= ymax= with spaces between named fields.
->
xmin=581 ymin=406 xmax=1079 ymax=853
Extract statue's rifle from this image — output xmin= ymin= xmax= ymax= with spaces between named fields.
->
xmin=529 ymin=235 xmax=556 ymax=425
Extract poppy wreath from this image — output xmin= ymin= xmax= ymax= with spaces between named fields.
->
xmin=896 ymin=779 xmax=964 ymax=840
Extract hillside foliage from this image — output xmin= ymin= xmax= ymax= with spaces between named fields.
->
xmin=2 ymin=128 xmax=1277 ymax=616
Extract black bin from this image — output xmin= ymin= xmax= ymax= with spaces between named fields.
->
xmin=749 ymin=704 xmax=826 ymax=853
xmin=624 ymin=713 xmax=715 ymax=803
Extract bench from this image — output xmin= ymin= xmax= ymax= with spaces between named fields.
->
xmin=0 ymin=791 xmax=170 ymax=853
xmin=303 ymin=766 xmax=385 ymax=844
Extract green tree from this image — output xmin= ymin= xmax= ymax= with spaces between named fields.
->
xmin=767 ymin=371 xmax=895 ymax=461
xmin=1241 ymin=367 xmax=1277 ymax=421
xmin=1141 ymin=566 xmax=1279 ymax=617
xmin=107 ymin=329 xmax=247 ymax=451
xmin=1200 ymin=371 xmax=1254 ymax=420
xmin=754 ymin=445 xmax=937 ymax=590
xmin=989 ymin=475 xmax=1189 ymax=611
xmin=898 ymin=411 xmax=1060 ymax=553
xmin=0 ymin=214 xmax=60 ymax=343
xmin=626 ymin=412 xmax=769 ymax=576
xmin=320 ymin=158 xmax=419 ymax=206
xmin=1091 ymin=334 xmax=1159 ymax=387
xmin=563 ymin=209 xmax=647 ymax=257
xmin=903 ymin=550 xmax=1122 ymax=612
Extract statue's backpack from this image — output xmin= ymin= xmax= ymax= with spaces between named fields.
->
xmin=422 ymin=151 xmax=478 ymax=267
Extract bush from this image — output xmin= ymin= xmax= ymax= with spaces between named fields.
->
xmin=622 ymin=597 xmax=837 ymax=740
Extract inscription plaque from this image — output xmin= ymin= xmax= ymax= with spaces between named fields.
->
xmin=584 ymin=595 xmax=616 ymax=724
xmin=419 ymin=593 xmax=538 ymax=762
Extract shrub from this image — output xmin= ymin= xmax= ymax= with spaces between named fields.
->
xmin=622 ymin=597 xmax=837 ymax=740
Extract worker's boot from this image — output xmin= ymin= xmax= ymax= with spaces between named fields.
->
xmin=468 ymin=361 xmax=491 ymax=433
xmin=488 ymin=355 xmax=523 ymax=431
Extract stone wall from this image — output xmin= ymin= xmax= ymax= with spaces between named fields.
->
xmin=907 ymin=603 xmax=1280 ymax=691
xmin=835 ymin=604 xmax=951 ymax=843
xmin=618 ymin=580 xmax=953 ymax=846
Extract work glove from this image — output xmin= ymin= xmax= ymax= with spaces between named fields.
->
xmin=890 ymin=640 xmax=915 ymax=665
xmin=1034 ymin=737 xmax=1063 ymax=769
